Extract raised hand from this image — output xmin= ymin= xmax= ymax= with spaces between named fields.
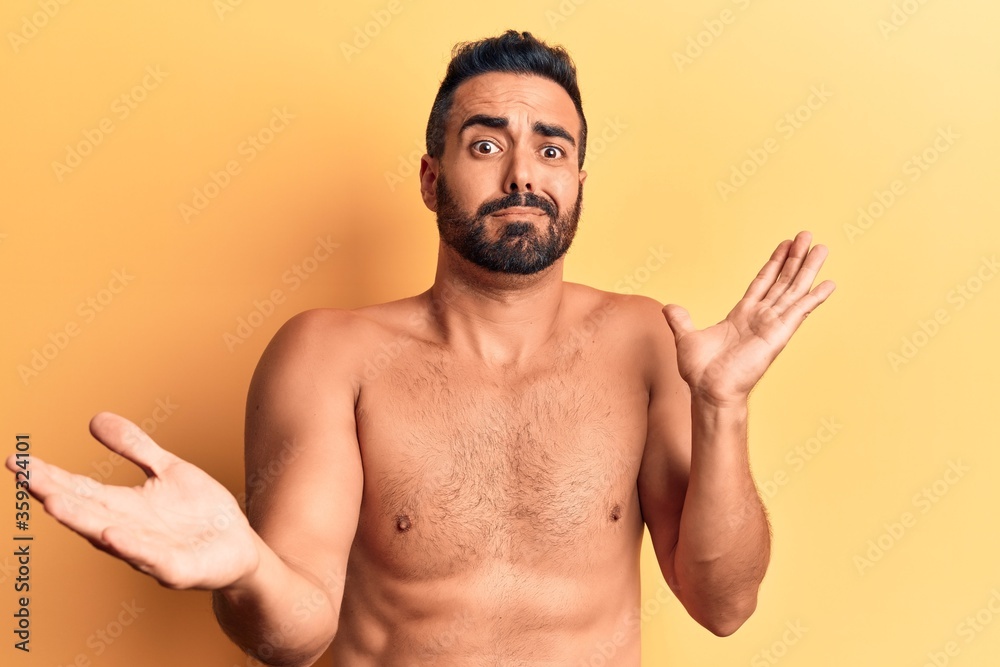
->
xmin=662 ymin=231 xmax=835 ymax=406
xmin=4 ymin=412 xmax=259 ymax=590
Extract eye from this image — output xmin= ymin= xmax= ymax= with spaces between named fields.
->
xmin=542 ymin=146 xmax=565 ymax=159
xmin=471 ymin=140 xmax=501 ymax=155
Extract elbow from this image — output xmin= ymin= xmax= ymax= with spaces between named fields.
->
xmin=212 ymin=595 xmax=337 ymax=667
xmin=242 ymin=640 xmax=335 ymax=667
xmin=697 ymin=595 xmax=758 ymax=637
xmin=704 ymin=614 xmax=748 ymax=638
xmin=246 ymin=628 xmax=337 ymax=667
xmin=666 ymin=547 xmax=768 ymax=638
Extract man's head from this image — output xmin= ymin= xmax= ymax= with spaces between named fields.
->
xmin=420 ymin=31 xmax=589 ymax=276
xmin=425 ymin=30 xmax=588 ymax=170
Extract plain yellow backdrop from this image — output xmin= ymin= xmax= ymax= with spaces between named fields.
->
xmin=3 ymin=1 xmax=999 ymax=665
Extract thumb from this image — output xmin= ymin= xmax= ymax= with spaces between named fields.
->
xmin=662 ymin=305 xmax=695 ymax=340
xmin=89 ymin=412 xmax=175 ymax=478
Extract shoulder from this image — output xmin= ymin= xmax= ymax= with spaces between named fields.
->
xmin=560 ymin=283 xmax=681 ymax=394
xmin=268 ymin=307 xmax=362 ymax=345
xmin=247 ymin=306 xmax=382 ymax=397
xmin=257 ymin=308 xmax=366 ymax=374
xmin=264 ymin=300 xmax=422 ymax=360
xmin=563 ymin=282 xmax=675 ymax=346
xmin=275 ymin=306 xmax=392 ymax=343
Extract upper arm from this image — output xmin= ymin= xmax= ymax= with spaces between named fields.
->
xmin=243 ymin=308 xmax=364 ymax=610
xmin=633 ymin=297 xmax=692 ymax=591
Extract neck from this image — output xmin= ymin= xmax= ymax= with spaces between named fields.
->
xmin=425 ymin=241 xmax=566 ymax=366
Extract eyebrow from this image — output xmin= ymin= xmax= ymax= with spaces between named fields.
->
xmin=458 ymin=114 xmax=577 ymax=147
xmin=533 ymin=121 xmax=576 ymax=147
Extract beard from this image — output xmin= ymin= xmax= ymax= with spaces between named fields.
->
xmin=435 ymin=172 xmax=583 ymax=275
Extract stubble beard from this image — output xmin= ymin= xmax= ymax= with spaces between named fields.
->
xmin=435 ymin=172 xmax=583 ymax=276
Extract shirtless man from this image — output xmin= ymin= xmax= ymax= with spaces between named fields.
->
xmin=6 ymin=31 xmax=834 ymax=666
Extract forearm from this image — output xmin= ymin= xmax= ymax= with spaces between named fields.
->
xmin=671 ymin=396 xmax=770 ymax=635
xmin=212 ymin=531 xmax=339 ymax=667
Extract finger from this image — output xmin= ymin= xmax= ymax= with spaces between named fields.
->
xmin=742 ymin=238 xmax=793 ymax=302
xmin=67 ymin=514 xmax=163 ymax=580
xmin=41 ymin=488 xmax=119 ymax=544
xmin=89 ymin=412 xmax=175 ymax=477
xmin=6 ymin=454 xmax=106 ymax=506
xmin=17 ymin=459 xmax=160 ymax=569
xmin=761 ymin=231 xmax=812 ymax=304
xmin=780 ymin=280 xmax=836 ymax=326
xmin=662 ymin=305 xmax=695 ymax=340
xmin=4 ymin=454 xmax=24 ymax=478
xmin=772 ymin=243 xmax=831 ymax=313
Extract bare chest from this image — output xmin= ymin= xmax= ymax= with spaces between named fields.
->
xmin=354 ymin=349 xmax=648 ymax=578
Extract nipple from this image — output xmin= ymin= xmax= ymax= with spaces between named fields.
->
xmin=396 ymin=514 xmax=412 ymax=532
xmin=610 ymin=504 xmax=622 ymax=522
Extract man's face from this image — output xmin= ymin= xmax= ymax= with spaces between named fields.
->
xmin=420 ymin=72 xmax=587 ymax=275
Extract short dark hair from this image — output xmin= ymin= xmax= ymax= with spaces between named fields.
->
xmin=425 ymin=30 xmax=588 ymax=169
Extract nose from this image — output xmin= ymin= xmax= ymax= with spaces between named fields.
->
xmin=503 ymin=147 xmax=533 ymax=194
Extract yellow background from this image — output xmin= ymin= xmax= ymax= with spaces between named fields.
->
xmin=3 ymin=0 xmax=999 ymax=665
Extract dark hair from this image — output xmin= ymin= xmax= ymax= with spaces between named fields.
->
xmin=426 ymin=30 xmax=587 ymax=169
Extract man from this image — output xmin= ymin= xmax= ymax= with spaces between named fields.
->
xmin=7 ymin=31 xmax=834 ymax=666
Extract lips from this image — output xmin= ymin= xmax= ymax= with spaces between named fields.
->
xmin=491 ymin=207 xmax=548 ymax=217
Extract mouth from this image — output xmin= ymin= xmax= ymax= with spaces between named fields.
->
xmin=490 ymin=207 xmax=549 ymax=218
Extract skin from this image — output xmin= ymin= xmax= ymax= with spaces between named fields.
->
xmin=4 ymin=71 xmax=834 ymax=666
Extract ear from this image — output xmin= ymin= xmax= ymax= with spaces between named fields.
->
xmin=419 ymin=155 xmax=439 ymax=211
xmin=579 ymin=169 xmax=587 ymax=187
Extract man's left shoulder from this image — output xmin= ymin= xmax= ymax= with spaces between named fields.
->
xmin=563 ymin=282 xmax=673 ymax=340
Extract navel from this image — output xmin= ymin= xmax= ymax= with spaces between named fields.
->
xmin=609 ymin=503 xmax=622 ymax=522
xmin=395 ymin=514 xmax=412 ymax=533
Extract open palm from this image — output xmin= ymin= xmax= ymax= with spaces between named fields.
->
xmin=5 ymin=412 xmax=258 ymax=590
xmin=663 ymin=231 xmax=835 ymax=404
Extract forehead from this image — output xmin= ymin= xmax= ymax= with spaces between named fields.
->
xmin=447 ymin=72 xmax=581 ymax=136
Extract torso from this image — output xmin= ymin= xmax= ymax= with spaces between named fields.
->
xmin=331 ymin=284 xmax=654 ymax=665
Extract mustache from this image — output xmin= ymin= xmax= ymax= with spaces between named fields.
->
xmin=477 ymin=192 xmax=557 ymax=220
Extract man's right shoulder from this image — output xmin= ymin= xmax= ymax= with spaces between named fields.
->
xmin=247 ymin=308 xmax=371 ymax=414
xmin=258 ymin=301 xmax=425 ymax=379
xmin=273 ymin=306 xmax=368 ymax=340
